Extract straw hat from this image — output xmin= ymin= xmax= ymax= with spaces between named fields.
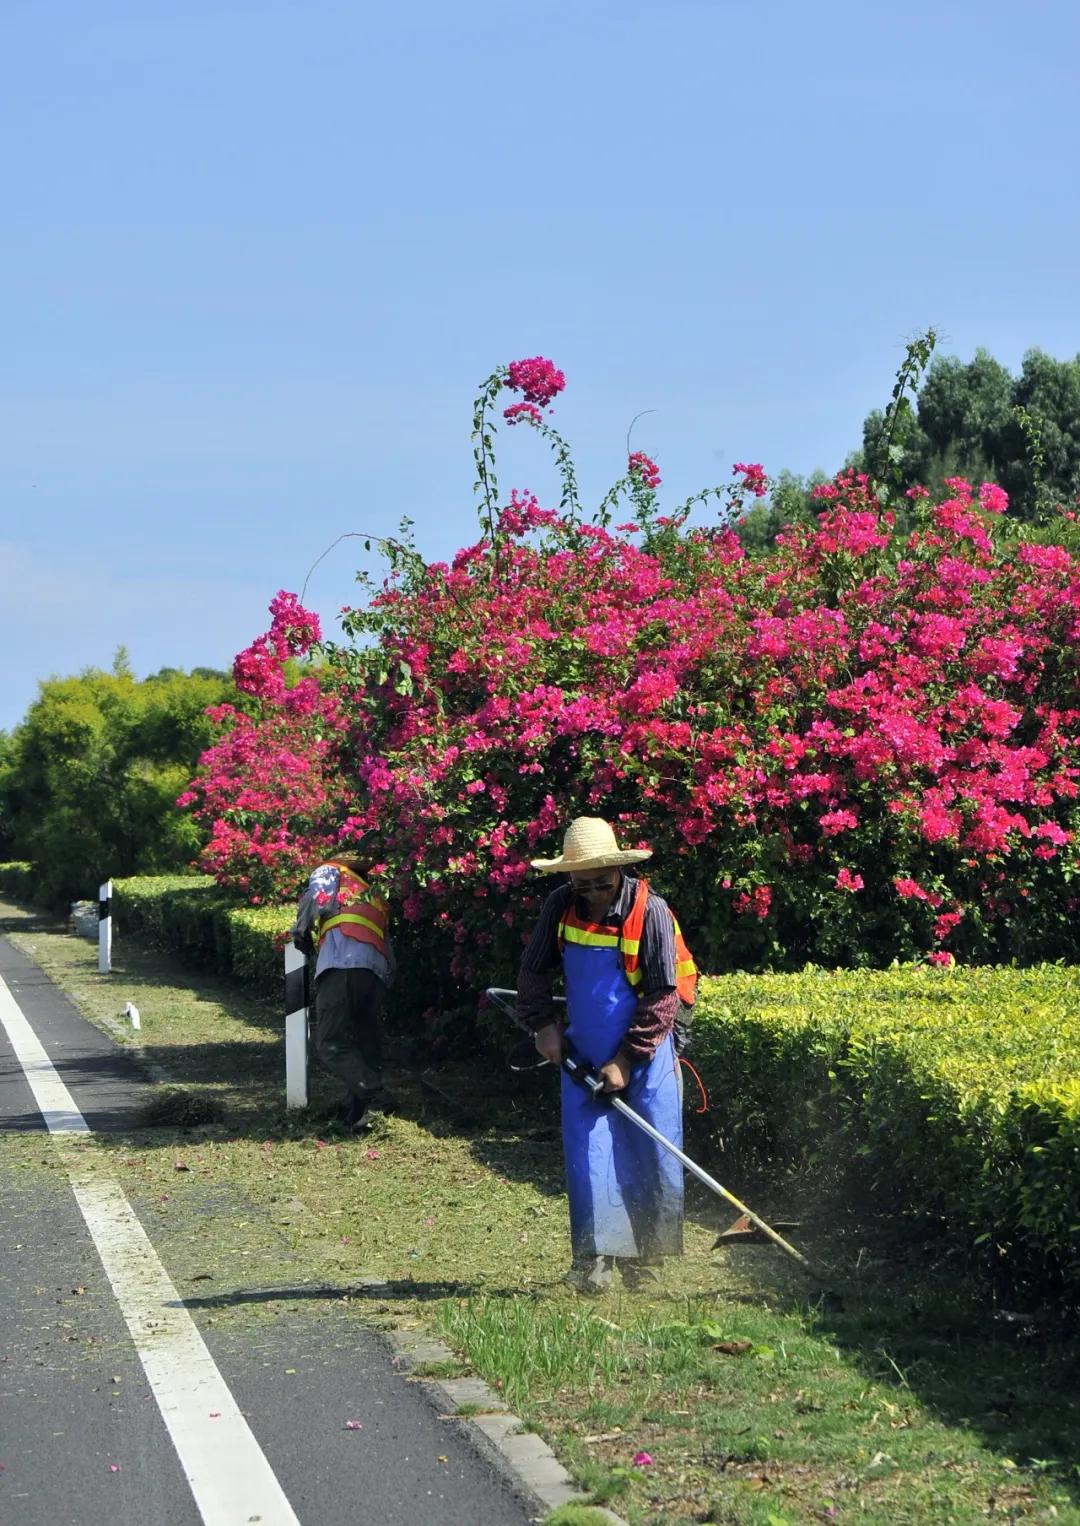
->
xmin=328 ymin=854 xmax=367 ymax=875
xmin=306 ymin=858 xmax=366 ymax=880
xmin=530 ymin=817 xmax=652 ymax=875
xmin=309 ymin=839 xmax=367 ymax=877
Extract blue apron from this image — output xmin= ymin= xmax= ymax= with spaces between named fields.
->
xmin=562 ymin=937 xmax=684 ymax=1261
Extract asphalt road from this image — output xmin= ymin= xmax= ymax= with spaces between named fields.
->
xmin=0 ymin=927 xmax=539 ymax=1526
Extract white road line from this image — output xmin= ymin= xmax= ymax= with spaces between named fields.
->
xmin=0 ymin=975 xmax=302 ymax=1526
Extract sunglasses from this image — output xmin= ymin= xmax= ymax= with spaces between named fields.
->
xmin=569 ymin=872 xmax=621 ymax=893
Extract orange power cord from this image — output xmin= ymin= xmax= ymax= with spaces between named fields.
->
xmin=678 ymin=1056 xmax=709 ymax=1114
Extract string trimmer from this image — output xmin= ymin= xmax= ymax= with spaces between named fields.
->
xmin=485 ymin=988 xmax=821 ymax=1279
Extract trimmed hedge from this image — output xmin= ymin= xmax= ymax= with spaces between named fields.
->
xmin=0 ymin=863 xmax=292 ymax=1003
xmin=112 ymin=876 xmax=290 ymax=999
xmin=0 ymin=861 xmax=38 ymax=902
xmin=691 ymin=965 xmax=1080 ymax=1297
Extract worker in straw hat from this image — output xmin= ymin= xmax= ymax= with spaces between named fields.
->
xmin=517 ymin=816 xmax=698 ymax=1293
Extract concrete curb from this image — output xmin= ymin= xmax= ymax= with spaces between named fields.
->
xmin=386 ymin=1320 xmax=629 ymax=1525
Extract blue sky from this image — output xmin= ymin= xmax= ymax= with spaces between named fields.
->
xmin=2 ymin=0 xmax=1079 ymax=730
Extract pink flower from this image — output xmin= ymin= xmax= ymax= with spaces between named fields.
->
xmin=920 ymin=801 xmax=960 ymax=844
xmin=836 ymin=868 xmax=864 ymax=892
xmin=632 ymin=1451 xmax=654 ymax=1467
xmin=733 ymin=462 xmax=768 ymax=498
xmin=926 ymin=950 xmax=955 ymax=967
xmin=503 ymin=401 xmax=543 ymax=426
xmin=978 ymin=482 xmax=1009 ymax=515
xmin=506 ymin=356 xmax=566 ymax=407
xmin=269 ymin=589 xmax=321 ymax=654
xmin=233 ymin=635 xmax=285 ymax=699
xmin=628 ymin=451 xmax=661 ymax=489
xmin=1018 ymin=542 xmax=1071 ymax=572
xmin=734 ymin=885 xmax=772 ymax=918
xmin=934 ymin=909 xmax=964 ymax=939
xmin=497 ymin=488 xmax=561 ymax=537
xmin=1034 ymin=821 xmax=1069 ymax=846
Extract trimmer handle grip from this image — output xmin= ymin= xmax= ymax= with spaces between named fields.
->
xmin=484 ymin=988 xmax=604 ymax=1097
xmin=562 ymin=1051 xmax=606 ymax=1097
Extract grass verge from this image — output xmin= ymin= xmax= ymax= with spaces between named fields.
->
xmin=2 ymin=900 xmax=1079 ymax=1524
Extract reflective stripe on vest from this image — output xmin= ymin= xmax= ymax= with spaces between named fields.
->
xmin=557 ymin=878 xmax=697 ymax=1005
xmin=671 ymin=917 xmax=698 ymax=994
xmin=315 ymin=866 xmax=389 ymax=959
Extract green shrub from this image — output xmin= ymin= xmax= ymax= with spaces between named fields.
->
xmin=225 ymin=904 xmax=294 ymax=996
xmin=112 ymin=876 xmax=290 ymax=998
xmin=0 ymin=860 xmax=37 ymax=902
xmin=691 ymin=965 xmax=1080 ymax=1295
xmin=0 ymin=664 xmax=232 ymax=906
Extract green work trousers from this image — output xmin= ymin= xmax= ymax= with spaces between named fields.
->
xmin=313 ymin=966 xmax=386 ymax=1101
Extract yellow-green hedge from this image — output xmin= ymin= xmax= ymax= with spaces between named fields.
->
xmin=112 ymin=876 xmax=290 ymax=998
xmin=0 ymin=861 xmax=38 ymax=901
xmin=691 ymin=965 xmax=1080 ymax=1295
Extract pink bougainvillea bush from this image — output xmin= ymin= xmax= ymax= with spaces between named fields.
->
xmin=177 ymin=591 xmax=353 ymax=902
xmin=180 ymin=358 xmax=1080 ymax=1002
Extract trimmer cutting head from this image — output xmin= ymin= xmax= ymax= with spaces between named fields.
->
xmin=713 ymin=1214 xmax=801 ymax=1249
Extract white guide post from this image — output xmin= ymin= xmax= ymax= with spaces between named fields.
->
xmin=98 ymin=880 xmax=113 ymax=974
xmin=283 ymin=942 xmax=309 ymax=1109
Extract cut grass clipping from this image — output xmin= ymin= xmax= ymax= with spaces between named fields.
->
xmin=134 ymin=1088 xmax=226 ymax=1128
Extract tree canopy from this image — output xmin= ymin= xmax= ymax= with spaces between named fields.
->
xmin=0 ymin=665 xmax=233 ymax=904
xmin=739 ymin=346 xmax=1080 ymax=551
xmin=859 ymin=347 xmax=1080 ymax=522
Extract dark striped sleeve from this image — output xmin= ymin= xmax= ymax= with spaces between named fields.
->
xmin=639 ymin=891 xmax=678 ymax=991
xmin=519 ymin=883 xmax=572 ymax=974
xmin=622 ymin=989 xmax=679 ymax=1061
xmin=515 ymin=883 xmax=572 ymax=1029
xmin=618 ymin=891 xmax=679 ymax=1060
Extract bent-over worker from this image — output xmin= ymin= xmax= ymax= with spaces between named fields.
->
xmin=291 ymin=850 xmax=397 ymax=1132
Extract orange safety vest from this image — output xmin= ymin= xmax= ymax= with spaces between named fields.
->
xmin=557 ymin=877 xmax=698 ymax=1006
xmin=315 ymin=864 xmax=390 ymax=960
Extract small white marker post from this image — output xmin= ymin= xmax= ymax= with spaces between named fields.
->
xmin=283 ymin=942 xmax=310 ymax=1109
xmin=98 ymin=880 xmax=113 ymax=974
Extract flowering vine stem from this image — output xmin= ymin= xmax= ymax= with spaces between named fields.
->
xmin=300 ymin=531 xmax=401 ymax=604
xmin=595 ymin=473 xmax=632 ymax=528
xmin=532 ymin=418 xmax=581 ymax=521
xmin=671 ymin=484 xmax=731 ymax=524
xmin=472 ymin=371 xmax=506 ymax=547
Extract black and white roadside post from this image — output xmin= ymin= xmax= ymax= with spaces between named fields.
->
xmin=98 ymin=880 xmax=113 ymax=974
xmin=284 ymin=942 xmax=310 ymax=1109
